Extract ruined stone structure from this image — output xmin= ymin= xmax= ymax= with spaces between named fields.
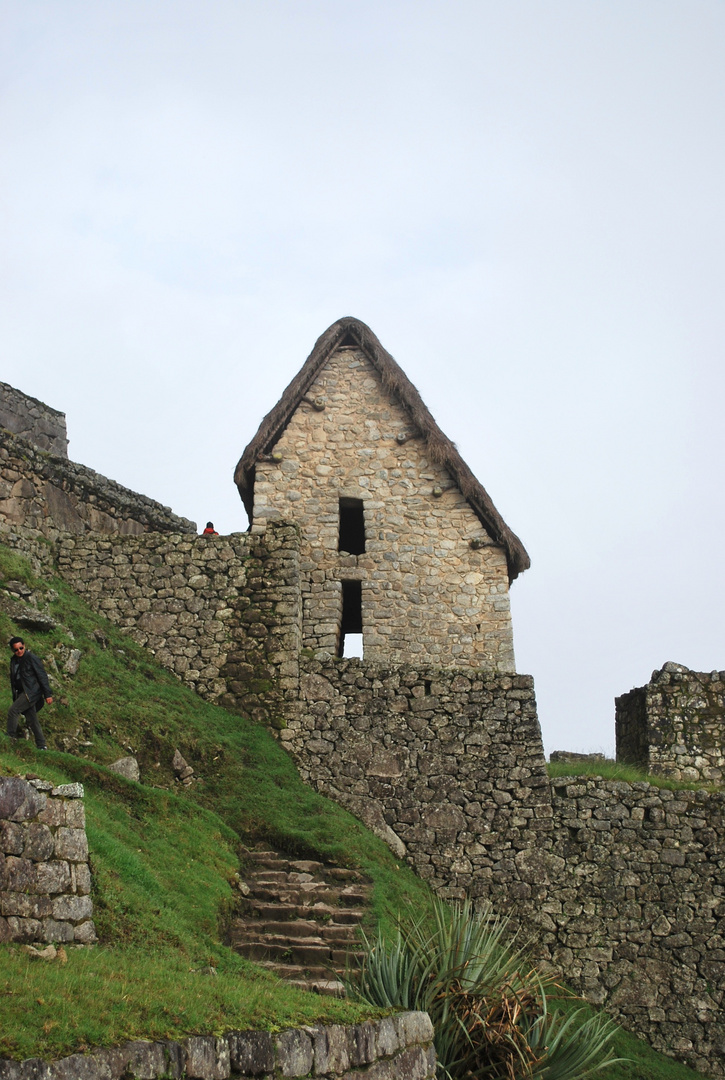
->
xmin=617 ymin=662 xmax=725 ymax=782
xmin=0 ymin=776 xmax=96 ymax=946
xmin=3 ymin=328 xmax=725 ymax=1074
xmin=235 ymin=318 xmax=528 ymax=671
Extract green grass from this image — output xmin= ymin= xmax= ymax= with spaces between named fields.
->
xmin=547 ymin=759 xmax=719 ymax=793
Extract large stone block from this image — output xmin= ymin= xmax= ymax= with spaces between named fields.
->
xmin=0 ymin=778 xmax=44 ymax=822
xmin=54 ymin=829 xmax=88 ymax=862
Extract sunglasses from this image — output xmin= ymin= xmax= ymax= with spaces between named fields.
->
xmin=11 ymin=645 xmax=25 ymax=653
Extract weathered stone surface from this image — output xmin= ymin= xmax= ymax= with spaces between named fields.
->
xmin=617 ymin=664 xmax=725 ymax=782
xmin=53 ymin=828 xmax=88 ymax=862
xmin=0 ymin=383 xmax=68 ymax=457
xmin=0 ymin=776 xmax=95 ymax=947
xmin=228 ymin=1031 xmax=274 ymax=1075
xmin=23 ymin=825 xmax=54 ymax=862
xmin=183 ymin=1036 xmax=230 ymax=1079
xmin=0 ymin=779 xmax=44 ymax=822
xmin=0 ymin=423 xmax=195 ymax=540
xmin=0 ymin=1014 xmax=436 ymax=1078
xmin=275 ymin=1029 xmax=313 ymax=1077
xmin=51 ymin=784 xmax=83 ymax=800
xmin=1 ymin=893 xmax=52 ymax=919
xmin=52 ymin=895 xmax=92 ymax=922
xmin=107 ymin=757 xmax=140 ymax=783
xmin=0 ymin=822 xmax=24 ymax=855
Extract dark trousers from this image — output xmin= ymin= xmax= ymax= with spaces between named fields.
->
xmin=7 ymin=692 xmax=47 ymax=749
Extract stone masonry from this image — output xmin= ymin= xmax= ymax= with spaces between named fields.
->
xmin=617 ymin=662 xmax=725 ymax=781
xmin=0 ymin=428 xmax=195 ymax=539
xmin=56 ymin=525 xmax=302 ymax=722
xmin=0 ymin=1012 xmax=436 ymax=1079
xmin=0 ymin=775 xmax=96 ymax=946
xmin=0 ymin=381 xmax=68 ymax=458
xmin=285 ymin=658 xmax=550 ymax=884
xmin=251 ymin=347 xmax=515 ymax=671
xmin=543 ymin=776 xmax=725 ymax=1074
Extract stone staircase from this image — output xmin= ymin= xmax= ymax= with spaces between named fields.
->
xmin=227 ymin=849 xmax=371 ymax=996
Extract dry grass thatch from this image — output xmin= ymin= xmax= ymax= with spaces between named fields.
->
xmin=234 ymin=317 xmax=530 ymax=581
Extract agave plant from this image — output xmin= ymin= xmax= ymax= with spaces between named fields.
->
xmin=346 ymin=897 xmax=620 ymax=1080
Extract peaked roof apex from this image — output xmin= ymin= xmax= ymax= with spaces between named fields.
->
xmin=234 ymin=317 xmax=530 ymax=582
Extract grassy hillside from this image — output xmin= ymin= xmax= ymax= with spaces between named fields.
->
xmin=0 ymin=542 xmax=709 ymax=1077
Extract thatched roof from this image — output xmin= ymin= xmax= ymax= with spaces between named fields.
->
xmin=234 ymin=317 xmax=530 ymax=582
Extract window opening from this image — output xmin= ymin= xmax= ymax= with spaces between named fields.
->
xmin=339 ymin=498 xmax=365 ymax=555
xmin=424 ymin=679 xmax=432 ymax=696
xmin=338 ymin=580 xmax=363 ymax=658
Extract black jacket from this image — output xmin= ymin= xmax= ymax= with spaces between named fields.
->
xmin=10 ymin=650 xmax=52 ymax=708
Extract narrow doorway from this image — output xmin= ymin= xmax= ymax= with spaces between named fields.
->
xmin=338 ymin=580 xmax=363 ymax=658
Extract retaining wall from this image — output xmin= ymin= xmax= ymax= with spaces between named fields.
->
xmin=541 ymin=777 xmax=725 ymax=1074
xmin=0 ymin=1012 xmax=436 ymax=1080
xmin=283 ymin=657 xmax=551 ymax=891
xmin=0 ymin=776 xmax=96 ymax=946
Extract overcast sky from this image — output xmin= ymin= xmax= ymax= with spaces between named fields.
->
xmin=2 ymin=1 xmax=723 ymax=757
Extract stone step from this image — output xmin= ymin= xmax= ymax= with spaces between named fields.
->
xmin=325 ymin=867 xmax=364 ymax=882
xmin=288 ymin=860 xmax=325 ymax=874
xmin=246 ymin=901 xmax=365 ymax=924
xmin=236 ymin=940 xmax=334 ymax=965
xmin=232 ymin=847 xmax=371 ymax=998
xmin=250 ymin=885 xmax=345 ymax=905
xmin=236 ymin=919 xmax=325 ymax=938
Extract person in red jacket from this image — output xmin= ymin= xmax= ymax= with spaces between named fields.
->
xmin=202 ymin=522 xmax=219 ymax=536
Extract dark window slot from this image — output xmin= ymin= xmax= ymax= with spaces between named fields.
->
xmin=338 ymin=580 xmax=363 ymax=657
xmin=339 ymin=498 xmax=366 ymax=555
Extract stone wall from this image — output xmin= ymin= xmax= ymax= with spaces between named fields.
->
xmin=0 ymin=428 xmax=195 ymax=539
xmin=283 ymin=657 xmax=551 ymax=891
xmin=0 ymin=1012 xmax=435 ymax=1079
xmin=252 ymin=346 xmax=515 ymax=671
xmin=0 ymin=382 xmax=68 ymax=458
xmin=540 ymin=776 xmax=725 ymax=1075
xmin=616 ymin=662 xmax=725 ymax=781
xmin=56 ymin=524 xmax=302 ymax=721
xmin=0 ymin=775 xmax=96 ymax=946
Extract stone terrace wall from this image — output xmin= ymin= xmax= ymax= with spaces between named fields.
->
xmin=537 ymin=777 xmax=725 ymax=1076
xmin=0 ymin=429 xmax=195 ymax=539
xmin=283 ymin=658 xmax=551 ymax=894
xmin=56 ymin=524 xmax=302 ymax=722
xmin=617 ymin=662 xmax=725 ymax=781
xmin=0 ymin=776 xmax=96 ymax=947
xmin=0 ymin=1012 xmax=435 ymax=1079
xmin=0 ymin=382 xmax=68 ymax=458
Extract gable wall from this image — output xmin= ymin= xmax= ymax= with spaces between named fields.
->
xmin=251 ymin=347 xmax=515 ymax=671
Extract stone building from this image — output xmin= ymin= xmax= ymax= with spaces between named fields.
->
xmin=234 ymin=317 xmax=529 ymax=671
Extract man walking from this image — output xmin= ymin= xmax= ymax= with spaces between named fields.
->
xmin=7 ymin=637 xmax=52 ymax=750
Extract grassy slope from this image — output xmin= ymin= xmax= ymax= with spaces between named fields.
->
xmin=0 ymin=544 xmax=708 ymax=1076
xmin=547 ymin=759 xmax=718 ymax=792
